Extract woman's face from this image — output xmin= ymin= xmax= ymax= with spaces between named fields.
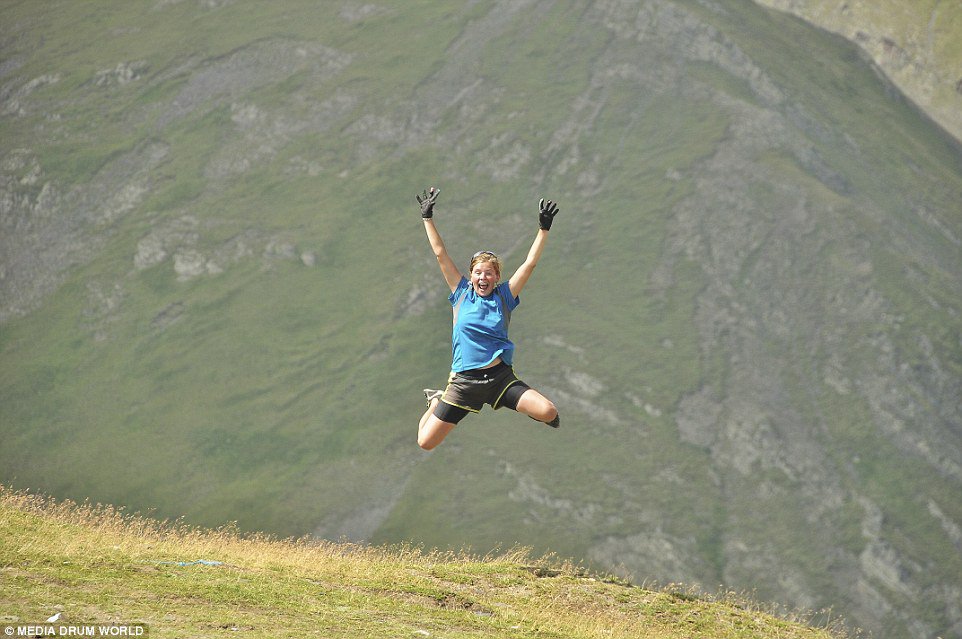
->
xmin=470 ymin=260 xmax=499 ymax=297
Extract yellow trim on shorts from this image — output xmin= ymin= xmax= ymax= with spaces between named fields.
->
xmin=439 ymin=398 xmax=480 ymax=413
xmin=492 ymin=378 xmax=523 ymax=409
xmin=441 ymin=373 xmax=481 ymax=413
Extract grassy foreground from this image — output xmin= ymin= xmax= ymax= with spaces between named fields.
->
xmin=0 ymin=486 xmax=846 ymax=639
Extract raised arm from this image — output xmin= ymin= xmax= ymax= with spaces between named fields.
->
xmin=417 ymin=187 xmax=462 ymax=293
xmin=508 ymin=198 xmax=559 ymax=298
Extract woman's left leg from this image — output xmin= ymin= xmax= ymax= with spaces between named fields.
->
xmin=514 ymin=388 xmax=559 ymax=426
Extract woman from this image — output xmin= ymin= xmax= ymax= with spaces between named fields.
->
xmin=415 ymin=186 xmax=560 ymax=450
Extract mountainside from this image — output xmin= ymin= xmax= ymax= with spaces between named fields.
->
xmin=751 ymin=0 xmax=962 ymax=143
xmin=1 ymin=2 xmax=961 ymax=639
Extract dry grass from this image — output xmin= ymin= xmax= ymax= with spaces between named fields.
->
xmin=0 ymin=485 xmax=850 ymax=638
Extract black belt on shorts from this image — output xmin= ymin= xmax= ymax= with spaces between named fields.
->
xmin=456 ymin=361 xmax=509 ymax=379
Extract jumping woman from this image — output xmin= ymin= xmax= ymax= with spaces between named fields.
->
xmin=415 ymin=186 xmax=561 ymax=450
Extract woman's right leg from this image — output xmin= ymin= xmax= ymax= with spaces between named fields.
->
xmin=418 ymin=397 xmax=456 ymax=450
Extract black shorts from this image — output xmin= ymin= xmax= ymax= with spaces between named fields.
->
xmin=433 ymin=362 xmax=530 ymax=424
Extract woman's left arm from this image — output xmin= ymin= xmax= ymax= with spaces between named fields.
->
xmin=509 ymin=229 xmax=549 ymax=298
xmin=509 ymin=198 xmax=559 ymax=298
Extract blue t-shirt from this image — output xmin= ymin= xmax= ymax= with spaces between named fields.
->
xmin=449 ymin=277 xmax=520 ymax=372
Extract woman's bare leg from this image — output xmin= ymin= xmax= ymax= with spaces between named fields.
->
xmin=418 ymin=397 xmax=456 ymax=450
xmin=515 ymin=388 xmax=559 ymax=425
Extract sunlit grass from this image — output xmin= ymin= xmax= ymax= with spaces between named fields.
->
xmin=0 ymin=485 xmax=848 ymax=638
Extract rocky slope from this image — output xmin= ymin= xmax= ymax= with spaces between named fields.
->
xmin=752 ymin=0 xmax=962 ymax=142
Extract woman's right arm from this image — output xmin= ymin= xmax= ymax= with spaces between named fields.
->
xmin=424 ymin=218 xmax=462 ymax=293
xmin=417 ymin=187 xmax=461 ymax=293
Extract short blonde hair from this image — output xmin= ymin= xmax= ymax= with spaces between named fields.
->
xmin=469 ymin=251 xmax=502 ymax=279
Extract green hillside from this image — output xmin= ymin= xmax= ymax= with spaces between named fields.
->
xmin=0 ymin=486 xmax=847 ymax=639
xmin=2 ymin=1 xmax=961 ymax=638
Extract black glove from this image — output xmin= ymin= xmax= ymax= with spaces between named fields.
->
xmin=416 ymin=187 xmax=440 ymax=219
xmin=538 ymin=198 xmax=559 ymax=231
